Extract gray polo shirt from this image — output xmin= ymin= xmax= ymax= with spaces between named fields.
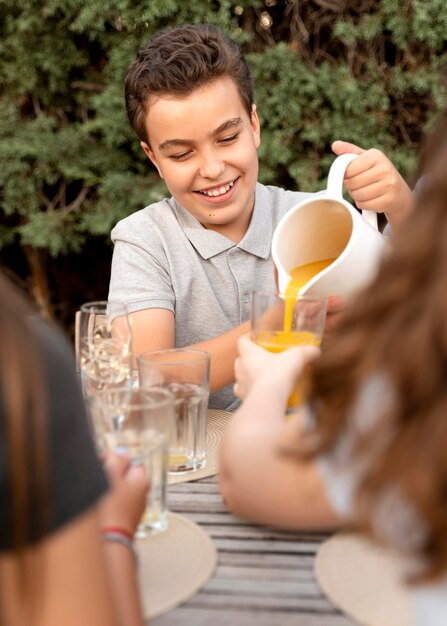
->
xmin=109 ymin=182 xmax=315 ymax=410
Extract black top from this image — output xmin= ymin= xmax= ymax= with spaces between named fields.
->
xmin=0 ymin=320 xmax=108 ymax=551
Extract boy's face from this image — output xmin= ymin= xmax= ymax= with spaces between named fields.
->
xmin=141 ymin=77 xmax=260 ymax=242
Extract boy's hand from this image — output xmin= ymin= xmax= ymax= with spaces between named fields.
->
xmin=332 ymin=140 xmax=414 ymax=229
xmin=323 ymin=295 xmax=343 ymax=339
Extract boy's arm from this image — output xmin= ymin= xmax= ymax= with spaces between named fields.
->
xmin=332 ymin=140 xmax=415 ymax=230
xmin=131 ymin=309 xmax=250 ymax=393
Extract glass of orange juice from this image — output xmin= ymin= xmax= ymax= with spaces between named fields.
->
xmin=250 ymin=290 xmax=328 ymax=411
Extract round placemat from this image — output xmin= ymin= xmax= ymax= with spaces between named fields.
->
xmin=168 ymin=409 xmax=232 ymax=485
xmin=315 ymin=532 xmax=414 ymax=626
xmin=137 ymin=512 xmax=217 ymax=619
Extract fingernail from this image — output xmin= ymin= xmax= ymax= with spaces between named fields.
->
xmin=329 ymin=296 xmax=342 ymax=307
xmin=115 ymin=446 xmax=130 ymax=457
xmin=129 ymin=457 xmax=144 ymax=467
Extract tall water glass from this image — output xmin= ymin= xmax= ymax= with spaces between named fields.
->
xmin=137 ymin=349 xmax=210 ymax=474
xmin=78 ymin=300 xmax=132 ymax=397
xmin=88 ymin=387 xmax=173 ymax=535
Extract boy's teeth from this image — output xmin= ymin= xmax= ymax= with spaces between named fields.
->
xmin=201 ymin=180 xmax=234 ymax=197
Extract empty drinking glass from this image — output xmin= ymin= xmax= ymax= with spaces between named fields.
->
xmin=78 ymin=300 xmax=132 ymax=397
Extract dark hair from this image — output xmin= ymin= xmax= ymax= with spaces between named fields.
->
xmin=306 ymin=119 xmax=447 ymax=583
xmin=0 ymin=271 xmax=48 ymax=617
xmin=125 ymin=24 xmax=255 ymax=144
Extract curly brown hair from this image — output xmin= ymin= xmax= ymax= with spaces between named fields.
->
xmin=307 ymin=118 xmax=447 ymax=582
xmin=125 ymin=24 xmax=255 ymax=145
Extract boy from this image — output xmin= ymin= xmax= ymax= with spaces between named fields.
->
xmin=108 ymin=24 xmax=413 ymax=410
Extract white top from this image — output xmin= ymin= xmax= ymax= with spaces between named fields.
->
xmin=314 ymin=375 xmax=447 ymax=626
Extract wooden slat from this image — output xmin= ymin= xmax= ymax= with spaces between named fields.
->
xmin=184 ymin=591 xmax=336 ymax=612
xmin=203 ymin=577 xmax=321 ymax=597
xmin=152 ymin=607 xmax=353 ymax=626
xmin=217 ymin=551 xmax=315 ymax=569
xmin=168 ymin=492 xmax=227 ymax=505
xmin=168 ymin=481 xmax=221 ymax=493
xmin=199 ymin=525 xmax=326 ymax=542
xmin=215 ymin=564 xmax=314 ymax=582
xmin=174 ymin=511 xmax=253 ymax=525
xmin=148 ymin=474 xmax=356 ymax=626
xmin=212 ymin=538 xmax=320 ymax=554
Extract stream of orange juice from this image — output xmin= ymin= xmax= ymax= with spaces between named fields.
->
xmin=283 ymin=259 xmax=334 ymax=333
xmin=257 ymin=258 xmax=335 ymax=349
xmin=256 ymin=258 xmax=334 ymax=408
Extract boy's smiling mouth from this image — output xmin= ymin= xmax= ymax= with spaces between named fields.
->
xmin=195 ymin=178 xmax=238 ymax=198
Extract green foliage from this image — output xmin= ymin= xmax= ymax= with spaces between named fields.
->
xmin=0 ymin=0 xmax=446 ymax=316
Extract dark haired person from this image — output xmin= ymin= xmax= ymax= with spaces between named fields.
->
xmin=219 ymin=114 xmax=447 ymax=626
xmin=109 ymin=23 xmax=413 ymax=410
xmin=0 ymin=272 xmax=147 ymax=626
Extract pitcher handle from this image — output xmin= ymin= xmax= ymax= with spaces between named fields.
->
xmin=326 ymin=152 xmax=379 ymax=231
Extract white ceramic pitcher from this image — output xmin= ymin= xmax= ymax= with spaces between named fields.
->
xmin=271 ymin=153 xmax=388 ymax=299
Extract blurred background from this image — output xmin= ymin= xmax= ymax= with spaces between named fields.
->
xmin=1 ymin=0 xmax=447 ymax=337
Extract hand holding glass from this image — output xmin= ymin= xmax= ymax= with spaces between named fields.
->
xmin=88 ymin=387 xmax=174 ymax=535
xmin=251 ymin=291 xmax=327 ymax=409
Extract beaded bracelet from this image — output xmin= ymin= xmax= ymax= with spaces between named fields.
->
xmin=102 ymin=531 xmax=139 ymax=568
xmin=101 ymin=526 xmax=134 ymax=541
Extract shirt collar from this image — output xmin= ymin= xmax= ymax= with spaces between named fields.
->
xmin=170 ymin=183 xmax=272 ymax=260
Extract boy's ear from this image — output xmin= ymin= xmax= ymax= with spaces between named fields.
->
xmin=140 ymin=141 xmax=163 ymax=179
xmin=251 ymin=104 xmax=261 ymax=148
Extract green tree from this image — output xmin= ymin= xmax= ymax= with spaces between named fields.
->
xmin=0 ymin=0 xmax=446 ymax=324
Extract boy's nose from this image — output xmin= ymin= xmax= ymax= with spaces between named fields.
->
xmin=198 ymin=150 xmax=225 ymax=179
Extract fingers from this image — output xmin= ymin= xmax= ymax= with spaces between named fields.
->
xmin=237 ymin=333 xmax=261 ymax=356
xmin=102 ymin=451 xmax=149 ymax=491
xmin=337 ymin=148 xmax=407 ymax=216
xmin=332 ymin=140 xmax=365 ymax=156
xmin=234 ymin=355 xmax=242 ymax=381
xmin=237 ymin=333 xmax=252 ymax=349
xmin=324 ymin=296 xmax=344 ymax=337
xmin=125 ymin=464 xmax=150 ymax=494
xmin=343 ymin=148 xmax=392 ymax=182
xmin=287 ymin=344 xmax=320 ymax=363
xmin=327 ymin=295 xmax=343 ymax=314
xmin=234 ymin=350 xmax=254 ymax=400
xmin=102 ymin=451 xmax=131 ymax=483
xmin=233 ymin=381 xmax=243 ymax=399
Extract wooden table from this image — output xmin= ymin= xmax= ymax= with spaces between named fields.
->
xmin=151 ymin=475 xmax=355 ymax=626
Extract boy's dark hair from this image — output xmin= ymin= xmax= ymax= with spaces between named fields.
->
xmin=125 ymin=24 xmax=255 ymax=144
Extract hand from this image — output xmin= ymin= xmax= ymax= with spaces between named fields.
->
xmin=234 ymin=334 xmax=320 ymax=401
xmin=332 ymin=140 xmax=414 ymax=229
xmin=98 ymin=451 xmax=149 ymax=536
xmin=323 ymin=295 xmax=343 ymax=339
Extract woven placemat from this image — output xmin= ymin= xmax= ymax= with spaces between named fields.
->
xmin=168 ymin=409 xmax=232 ymax=485
xmin=137 ymin=512 xmax=217 ymax=619
xmin=315 ymin=532 xmax=414 ymax=626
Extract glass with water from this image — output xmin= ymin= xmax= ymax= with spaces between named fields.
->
xmin=137 ymin=349 xmax=210 ymax=473
xmin=87 ymin=387 xmax=174 ymax=535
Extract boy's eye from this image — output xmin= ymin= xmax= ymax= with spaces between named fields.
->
xmin=169 ymin=150 xmax=192 ymax=161
xmin=220 ymin=133 xmax=239 ymax=144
